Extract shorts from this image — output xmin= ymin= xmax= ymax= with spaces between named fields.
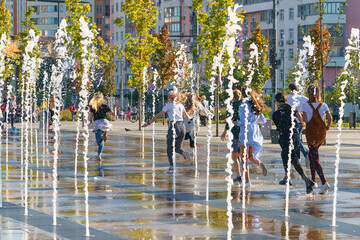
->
xmin=231 ymin=138 xmax=240 ymax=153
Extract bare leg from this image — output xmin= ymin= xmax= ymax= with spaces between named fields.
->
xmin=232 ymin=152 xmax=241 ymax=177
xmin=240 ymin=145 xmax=250 ymax=183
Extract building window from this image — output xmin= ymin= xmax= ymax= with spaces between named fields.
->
xmin=111 ymin=5 xmax=114 ymax=13
xmin=251 ymin=13 xmax=256 ymax=29
xmin=116 ymin=3 xmax=118 ymax=12
xmin=168 ymin=23 xmax=180 ymax=32
xmin=279 ymin=9 xmax=284 ymax=21
xmin=183 ymin=24 xmax=187 ymax=33
xmin=289 ymin=49 xmax=294 ymax=60
xmin=96 ymin=6 xmax=102 ymax=13
xmin=183 ymin=7 xmax=187 ymax=17
xmin=289 ymin=8 xmax=294 ymax=19
xmin=164 ymin=6 xmax=181 ymax=23
xmin=158 ymin=12 xmax=161 ymax=20
xmin=279 ymin=29 xmax=284 ymax=39
xmin=116 ymin=32 xmax=119 ymax=41
xmin=289 ymin=28 xmax=294 ymax=40
xmin=96 ymin=18 xmax=102 ymax=25
xmin=280 ymin=69 xmax=284 ymax=81
xmin=279 ymin=49 xmax=285 ymax=60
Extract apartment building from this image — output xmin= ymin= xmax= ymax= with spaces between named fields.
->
xmin=5 ymin=0 xmax=26 ymax=35
xmin=241 ymin=0 xmax=355 ymax=91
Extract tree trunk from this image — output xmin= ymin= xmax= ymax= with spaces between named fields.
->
xmin=162 ymin=87 xmax=165 ymax=125
xmin=138 ymin=91 xmax=142 ymax=131
xmin=215 ymin=78 xmax=219 ymax=137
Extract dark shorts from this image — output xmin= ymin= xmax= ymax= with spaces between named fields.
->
xmin=231 ymin=138 xmax=241 ymax=153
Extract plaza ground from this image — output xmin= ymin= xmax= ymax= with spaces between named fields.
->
xmin=0 ymin=120 xmax=359 ymax=239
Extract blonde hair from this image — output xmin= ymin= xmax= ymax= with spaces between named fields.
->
xmin=168 ymin=91 xmax=185 ymax=103
xmin=89 ymin=92 xmax=106 ymax=112
xmin=233 ymin=89 xmax=242 ymax=101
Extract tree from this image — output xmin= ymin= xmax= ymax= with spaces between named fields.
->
xmin=121 ymin=0 xmax=160 ymax=130
xmin=193 ymin=0 xmax=243 ymax=136
xmin=307 ymin=19 xmax=331 ymax=85
xmin=93 ymin=37 xmax=119 ymax=97
xmin=234 ymin=24 xmax=271 ymax=92
xmin=0 ymin=0 xmax=13 ymax=85
xmin=65 ymin=0 xmax=97 ymax=93
xmin=331 ymin=29 xmax=360 ymax=107
xmin=152 ymin=24 xmax=177 ymax=124
xmin=0 ymin=0 xmax=11 ymax=37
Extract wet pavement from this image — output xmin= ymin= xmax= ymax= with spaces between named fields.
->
xmin=0 ymin=121 xmax=360 ymax=239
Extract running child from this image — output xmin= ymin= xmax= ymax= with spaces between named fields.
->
xmin=302 ymin=84 xmax=332 ymax=194
xmin=142 ymin=91 xmax=193 ymax=174
xmin=272 ymin=92 xmax=315 ymax=194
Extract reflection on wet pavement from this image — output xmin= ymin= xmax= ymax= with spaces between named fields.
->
xmin=1 ymin=129 xmax=360 ymax=239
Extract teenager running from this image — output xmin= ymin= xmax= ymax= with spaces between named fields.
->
xmin=89 ymin=92 xmax=118 ymax=160
xmin=184 ymin=92 xmax=212 ymax=148
xmin=142 ymin=91 xmax=193 ymax=174
xmin=272 ymin=92 xmax=315 ymax=194
xmin=233 ymin=88 xmax=268 ymax=188
xmin=287 ymin=83 xmax=309 ymax=161
xmin=221 ymin=89 xmax=243 ymax=184
xmin=302 ymin=84 xmax=332 ymax=194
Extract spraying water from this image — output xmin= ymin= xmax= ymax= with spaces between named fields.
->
xmin=42 ymin=72 xmax=48 ymax=155
xmin=241 ymin=43 xmax=258 ymax=209
xmin=78 ymin=16 xmax=96 ymax=236
xmin=332 ymin=28 xmax=359 ymax=227
xmin=222 ymin=5 xmax=242 ymax=239
xmin=21 ymin=29 xmax=42 ymax=216
xmin=152 ymin=70 xmax=159 ymax=186
xmin=284 ymin=35 xmax=314 ymax=217
xmin=0 ymin=33 xmax=10 ymax=207
xmin=142 ymin=67 xmax=147 ymax=159
xmin=51 ymin=19 xmax=69 ymax=226
xmin=5 ymin=86 xmax=12 ymax=164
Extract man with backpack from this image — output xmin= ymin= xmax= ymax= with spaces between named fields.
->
xmin=70 ymin=103 xmax=76 ymax=121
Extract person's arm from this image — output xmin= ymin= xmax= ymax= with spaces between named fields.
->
xmin=183 ymin=111 xmax=194 ymax=120
xmin=296 ymin=111 xmax=305 ymax=126
xmin=257 ymin=114 xmax=266 ymax=125
xmin=325 ymin=110 xmax=332 ymax=130
xmin=302 ymin=112 xmax=308 ymax=123
xmin=89 ymin=112 xmax=94 ymax=124
xmin=142 ymin=110 xmax=165 ymax=127
xmin=220 ymin=129 xmax=227 ymax=142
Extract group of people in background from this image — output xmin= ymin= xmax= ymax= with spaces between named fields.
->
xmin=0 ymin=82 xmax=334 ymax=195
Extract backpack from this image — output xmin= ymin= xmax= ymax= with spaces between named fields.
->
xmin=1 ymin=104 xmax=5 ymax=111
xmin=69 ymin=105 xmax=74 ymax=112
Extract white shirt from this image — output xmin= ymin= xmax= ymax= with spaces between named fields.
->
xmin=302 ymin=102 xmax=329 ymax=122
xmin=287 ymin=94 xmax=308 ymax=112
xmin=162 ymin=102 xmax=185 ymax=122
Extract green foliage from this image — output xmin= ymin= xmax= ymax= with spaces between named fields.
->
xmin=152 ymin=24 xmax=176 ymax=89
xmin=0 ymin=0 xmax=11 ymax=37
xmin=194 ymin=0 xmax=243 ymax=82
xmin=233 ymin=25 xmax=270 ymax=91
xmin=122 ymin=0 xmax=160 ymax=92
xmin=307 ymin=20 xmax=331 ymax=85
xmin=65 ymin=0 xmax=97 ymax=93
xmin=93 ymin=37 xmax=119 ymax=97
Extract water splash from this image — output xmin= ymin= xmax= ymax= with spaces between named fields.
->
xmin=222 ymin=4 xmax=243 ymax=239
xmin=142 ymin=67 xmax=147 ymax=159
xmin=51 ymin=19 xmax=68 ymax=226
xmin=5 ymin=85 xmax=12 ymax=164
xmin=0 ymin=33 xmax=10 ymax=207
xmin=152 ymin=70 xmax=159 ymax=187
xmin=21 ymin=29 xmax=42 ymax=216
xmin=241 ymin=43 xmax=258 ymax=209
xmin=42 ymin=72 xmax=48 ymax=155
xmin=332 ymin=28 xmax=359 ymax=227
xmin=78 ymin=16 xmax=96 ymax=237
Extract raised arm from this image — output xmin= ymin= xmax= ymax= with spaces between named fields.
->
xmin=142 ymin=110 xmax=165 ymax=127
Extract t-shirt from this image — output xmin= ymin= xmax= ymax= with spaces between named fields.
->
xmin=302 ymin=102 xmax=329 ymax=122
xmin=162 ymin=102 xmax=185 ymax=122
xmin=90 ymin=104 xmax=111 ymax=121
xmin=287 ymin=94 xmax=308 ymax=112
xmin=272 ymin=103 xmax=299 ymax=135
xmin=225 ymin=100 xmax=242 ymax=140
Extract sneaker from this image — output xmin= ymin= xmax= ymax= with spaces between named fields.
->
xmin=279 ymin=176 xmax=292 ymax=186
xmin=233 ymin=176 xmax=242 ymax=183
xmin=319 ymin=182 xmax=330 ymax=195
xmin=305 ymin=178 xmax=315 ymax=194
xmin=313 ymin=182 xmax=318 ymax=188
xmin=240 ymin=182 xmax=251 ymax=188
xmin=259 ymin=162 xmax=267 ymax=176
xmin=166 ymin=167 xmax=174 ymax=174
xmin=305 ymin=155 xmax=310 ymax=168
xmin=182 ymin=151 xmax=193 ymax=165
